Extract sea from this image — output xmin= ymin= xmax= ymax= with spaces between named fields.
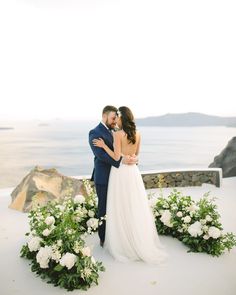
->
xmin=0 ymin=120 xmax=235 ymax=189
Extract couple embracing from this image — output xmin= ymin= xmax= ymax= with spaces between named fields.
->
xmin=89 ymin=105 xmax=167 ymax=264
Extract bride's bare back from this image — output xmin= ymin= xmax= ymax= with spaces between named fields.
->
xmin=119 ymin=130 xmax=140 ymax=156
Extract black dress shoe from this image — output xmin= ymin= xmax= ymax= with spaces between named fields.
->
xmin=100 ymin=240 xmax=104 ymax=247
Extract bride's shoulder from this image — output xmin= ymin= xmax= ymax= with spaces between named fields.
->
xmin=113 ymin=130 xmax=123 ymax=137
xmin=136 ymin=129 xmax=141 ymax=137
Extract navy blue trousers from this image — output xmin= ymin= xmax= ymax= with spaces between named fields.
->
xmin=95 ymin=184 xmax=108 ymax=243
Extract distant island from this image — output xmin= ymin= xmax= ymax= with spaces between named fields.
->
xmin=38 ymin=123 xmax=50 ymax=127
xmin=0 ymin=127 xmax=14 ymax=130
xmin=136 ymin=112 xmax=236 ymax=127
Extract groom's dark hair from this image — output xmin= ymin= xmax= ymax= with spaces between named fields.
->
xmin=102 ymin=105 xmax=118 ymax=115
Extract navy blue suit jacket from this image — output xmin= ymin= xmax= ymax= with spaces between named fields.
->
xmin=89 ymin=123 xmax=121 ymax=185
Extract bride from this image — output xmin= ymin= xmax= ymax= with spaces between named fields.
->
xmin=93 ymin=106 xmax=167 ymax=264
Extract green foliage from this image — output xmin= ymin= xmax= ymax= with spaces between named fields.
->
xmin=20 ymin=179 xmax=105 ymax=291
xmin=150 ymin=189 xmax=236 ymax=257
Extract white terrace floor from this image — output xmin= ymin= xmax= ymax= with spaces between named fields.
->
xmin=0 ymin=177 xmax=236 ymax=295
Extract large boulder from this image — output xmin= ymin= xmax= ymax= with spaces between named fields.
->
xmin=9 ymin=166 xmax=88 ymax=212
xmin=209 ymin=137 xmax=236 ymax=177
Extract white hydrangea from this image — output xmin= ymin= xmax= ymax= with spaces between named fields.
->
xmin=28 ymin=236 xmax=42 ymax=252
xmin=36 ymin=246 xmax=52 ymax=269
xmin=188 ymin=221 xmax=203 ymax=237
xmin=183 ymin=216 xmax=191 ymax=223
xmin=160 ymin=210 xmax=172 ymax=227
xmin=74 ymin=194 xmax=85 ymax=204
xmin=45 ymin=216 xmax=55 ymax=226
xmin=86 ymin=218 xmax=99 ymax=230
xmin=208 ymin=226 xmax=221 ymax=239
xmin=81 ymin=247 xmax=91 ymax=257
xmin=59 ymin=253 xmax=77 ymax=270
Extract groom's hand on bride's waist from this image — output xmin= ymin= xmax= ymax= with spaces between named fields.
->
xmin=122 ymin=154 xmax=138 ymax=165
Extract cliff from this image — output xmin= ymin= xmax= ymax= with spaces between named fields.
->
xmin=209 ymin=137 xmax=236 ymax=177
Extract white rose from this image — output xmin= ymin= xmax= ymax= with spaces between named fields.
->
xmin=81 ymin=246 xmax=91 ymax=257
xmin=74 ymin=194 xmax=85 ymax=204
xmin=86 ymin=218 xmax=99 ymax=230
xmin=88 ymin=210 xmax=95 ymax=218
xmin=183 ymin=216 xmax=191 ymax=223
xmin=176 ymin=211 xmax=183 ymax=218
xmin=160 ymin=210 xmax=172 ymax=227
xmin=203 ymin=234 xmax=209 ymax=240
xmin=188 ymin=221 xmax=203 ymax=237
xmin=60 ymin=253 xmax=77 ymax=270
xmin=45 ymin=216 xmax=55 ymax=226
xmin=36 ymin=246 xmax=52 ymax=269
xmin=42 ymin=228 xmax=51 ymax=236
xmin=28 ymin=236 xmax=42 ymax=252
xmin=208 ymin=226 xmax=221 ymax=239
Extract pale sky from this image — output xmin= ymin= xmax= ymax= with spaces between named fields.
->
xmin=0 ymin=0 xmax=235 ymax=120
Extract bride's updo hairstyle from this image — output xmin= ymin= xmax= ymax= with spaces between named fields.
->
xmin=118 ymin=106 xmax=136 ymax=144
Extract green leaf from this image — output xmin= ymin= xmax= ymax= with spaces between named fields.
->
xmin=54 ymin=264 xmax=64 ymax=272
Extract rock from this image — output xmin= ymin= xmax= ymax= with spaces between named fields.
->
xmin=209 ymin=137 xmax=236 ymax=177
xmin=9 ymin=166 xmax=88 ymax=212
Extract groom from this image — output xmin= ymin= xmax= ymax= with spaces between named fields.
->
xmin=89 ymin=105 xmax=137 ymax=247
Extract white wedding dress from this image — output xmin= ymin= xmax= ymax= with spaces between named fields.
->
xmin=105 ymin=163 xmax=168 ymax=264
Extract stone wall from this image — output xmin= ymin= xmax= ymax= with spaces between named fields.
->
xmin=78 ymin=168 xmax=222 ymax=189
xmin=140 ymin=169 xmax=222 ymax=189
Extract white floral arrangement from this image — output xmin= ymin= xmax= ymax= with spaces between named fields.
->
xmin=20 ymin=179 xmax=105 ymax=291
xmin=150 ymin=189 xmax=236 ymax=256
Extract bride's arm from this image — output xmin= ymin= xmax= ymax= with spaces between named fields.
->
xmin=135 ymin=132 xmax=141 ymax=156
xmin=93 ymin=132 xmax=121 ymax=161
